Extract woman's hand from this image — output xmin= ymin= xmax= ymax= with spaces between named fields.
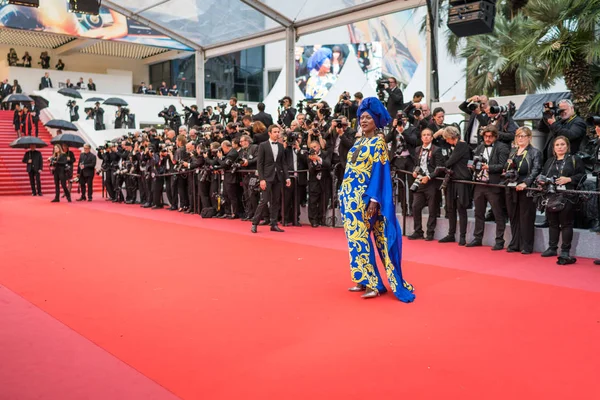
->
xmin=516 ymin=183 xmax=527 ymax=191
xmin=555 ymin=176 xmax=572 ymax=185
xmin=366 ymin=201 xmax=379 ymax=218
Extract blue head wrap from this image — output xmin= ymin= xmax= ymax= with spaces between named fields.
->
xmin=307 ymin=47 xmax=332 ymax=71
xmin=357 ymin=97 xmax=392 ymax=129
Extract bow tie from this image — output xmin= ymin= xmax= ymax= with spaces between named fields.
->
xmin=271 ymin=142 xmax=278 ymax=145
xmin=485 ymin=145 xmax=493 ymax=148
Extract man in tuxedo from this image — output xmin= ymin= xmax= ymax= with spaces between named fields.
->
xmin=384 ymin=77 xmax=404 ymax=117
xmin=466 ymin=125 xmax=510 ymax=249
xmin=253 ymin=102 xmax=273 ymax=128
xmin=459 ymin=95 xmax=489 ymax=148
xmin=77 ymin=144 xmax=97 ymax=202
xmin=408 ymin=129 xmax=445 ymax=241
xmin=278 ymin=96 xmax=297 ymax=128
xmin=1 ymin=79 xmax=12 ymax=110
xmin=251 ymin=125 xmax=291 ymax=233
xmin=22 ymin=144 xmax=43 ymax=196
xmin=40 ymin=72 xmax=52 ymax=89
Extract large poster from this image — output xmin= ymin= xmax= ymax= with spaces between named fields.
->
xmin=295 ymin=43 xmax=382 ymax=100
xmin=0 ymin=0 xmax=191 ymax=50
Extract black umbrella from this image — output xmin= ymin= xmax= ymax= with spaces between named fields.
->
xmin=51 ymin=133 xmax=85 ymax=148
xmin=103 ymin=97 xmax=128 ymax=107
xmin=45 ymin=119 xmax=78 ymax=131
xmin=58 ymin=88 xmax=83 ymax=99
xmin=2 ymin=94 xmax=33 ymax=103
xmin=9 ymin=136 xmax=48 ymax=149
xmin=30 ymin=95 xmax=49 ymax=110
xmin=86 ymin=97 xmax=104 ymax=103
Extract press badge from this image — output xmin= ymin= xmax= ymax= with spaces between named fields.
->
xmin=558 ymin=185 xmax=566 ymax=191
xmin=507 ymin=182 xmax=517 ymax=187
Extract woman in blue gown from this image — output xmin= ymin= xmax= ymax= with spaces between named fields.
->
xmin=339 ymin=97 xmax=415 ymax=302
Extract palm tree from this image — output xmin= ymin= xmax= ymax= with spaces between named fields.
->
xmin=459 ymin=12 xmax=551 ymax=96
xmin=511 ymin=0 xmax=600 ymax=116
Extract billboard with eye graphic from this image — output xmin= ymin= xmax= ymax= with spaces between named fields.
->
xmin=0 ymin=0 xmax=191 ymax=50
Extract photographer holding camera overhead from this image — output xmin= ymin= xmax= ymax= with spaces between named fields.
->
xmin=536 ymin=136 xmax=586 ymax=265
xmin=277 ymin=96 xmax=297 ymax=128
xmin=67 ymin=100 xmax=79 ymax=122
xmin=484 ymin=100 xmax=518 ymax=145
xmin=459 ymin=95 xmax=489 ymax=148
xmin=334 ymin=91 xmax=358 ymax=122
xmin=466 ymin=125 xmax=510 ymax=250
xmin=382 ymin=77 xmax=404 ymax=117
xmin=535 ymin=99 xmax=586 ymax=228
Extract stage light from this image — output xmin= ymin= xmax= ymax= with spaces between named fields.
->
xmin=68 ymin=0 xmax=101 ymax=15
xmin=7 ymin=0 xmax=40 ymax=7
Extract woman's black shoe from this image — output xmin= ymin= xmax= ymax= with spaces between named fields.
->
xmin=51 ymin=199 xmax=59 ymax=203
xmin=541 ymin=248 xmax=558 ymax=257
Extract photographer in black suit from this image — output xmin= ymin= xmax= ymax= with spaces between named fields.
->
xmin=251 ymin=125 xmax=291 ymax=233
xmin=459 ymin=95 xmax=489 ymax=147
xmin=239 ymin=135 xmax=259 ymax=220
xmin=384 ymin=77 xmax=404 ymax=118
xmin=22 ymin=145 xmax=43 ymax=196
xmin=408 ymin=129 xmax=444 ymax=241
xmin=466 ymin=126 xmax=510 ymax=249
xmin=438 ymin=126 xmax=472 ymax=246
xmin=283 ymin=132 xmax=308 ymax=226
xmin=538 ymin=99 xmax=587 ymax=162
xmin=76 ymin=144 xmax=97 ymax=202
xmin=327 ymin=116 xmax=356 ymax=192
xmin=278 ymin=96 xmax=296 ymax=128
xmin=307 ymin=141 xmax=331 ymax=227
xmin=217 ymin=140 xmax=240 ymax=218
xmin=386 ymin=111 xmax=418 ymax=213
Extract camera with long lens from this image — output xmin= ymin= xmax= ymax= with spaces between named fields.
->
xmin=217 ymin=102 xmax=228 ymax=112
xmin=467 ymin=102 xmax=480 ymax=111
xmin=468 ymin=155 xmax=486 ymax=173
xmin=376 ymin=78 xmax=390 ymax=102
xmin=490 ymin=101 xmax=516 ymax=116
xmin=543 ymin=101 xmax=559 ymax=119
xmin=394 ymin=134 xmax=407 ymax=157
xmin=413 ymin=108 xmax=422 ymax=118
xmin=536 ymin=175 xmax=558 ymax=194
xmin=586 ymin=116 xmax=600 ymax=126
xmin=434 ymin=167 xmax=454 ymax=191
xmin=286 ymin=131 xmax=299 ymax=145
xmin=410 ymin=167 xmax=425 ymax=192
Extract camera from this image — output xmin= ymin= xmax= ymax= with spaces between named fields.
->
xmin=467 ymin=102 xmax=480 ymax=111
xmin=489 ymin=101 xmax=516 ymax=116
xmin=434 ymin=167 xmax=453 ymax=191
xmin=376 ymin=78 xmax=390 ymax=91
xmin=413 ymin=109 xmax=422 ymax=118
xmin=67 ymin=100 xmax=76 ymax=107
xmin=543 ymin=101 xmax=559 ymax=119
xmin=468 ymin=155 xmax=486 ymax=173
xmin=586 ymin=116 xmax=600 ymax=126
xmin=286 ymin=132 xmax=299 ymax=144
xmin=410 ymin=167 xmax=424 ymax=192
xmin=70 ymin=177 xmax=79 ymax=184
xmin=536 ymin=175 xmax=558 ymax=194
xmin=217 ymin=102 xmax=227 ymax=111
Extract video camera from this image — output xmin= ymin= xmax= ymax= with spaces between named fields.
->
xmin=217 ymin=102 xmax=228 ymax=112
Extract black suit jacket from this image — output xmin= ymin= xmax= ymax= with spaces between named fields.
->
xmin=1 ymin=83 xmax=12 ymax=97
xmin=445 ymin=141 xmax=472 ymax=180
xmin=284 ymin=146 xmax=309 ymax=185
xmin=538 ymin=115 xmax=587 ymax=162
xmin=22 ymin=150 xmax=43 ymax=172
xmin=253 ymin=111 xmax=274 ymax=128
xmin=473 ymin=141 xmax=510 ymax=184
xmin=78 ymin=152 xmax=97 ymax=177
xmin=253 ymin=132 xmax=269 ymax=146
xmin=41 ymin=77 xmax=52 ymax=89
xmin=386 ymin=86 xmax=404 ymax=117
xmin=219 ymin=148 xmax=239 ymax=184
xmin=256 ymin=141 xmax=288 ymax=183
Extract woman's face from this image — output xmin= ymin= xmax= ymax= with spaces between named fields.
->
xmin=360 ymin=112 xmax=376 ymax=134
xmin=333 ymin=51 xmax=340 ymax=60
xmin=554 ymin=139 xmax=568 ymax=156
xmin=516 ymin=131 xmax=531 ymax=147
xmin=319 ymin=58 xmax=331 ymax=74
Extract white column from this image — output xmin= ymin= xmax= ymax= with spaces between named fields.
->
xmin=195 ymin=50 xmax=205 ymax=108
xmin=285 ymin=26 xmax=296 ymax=103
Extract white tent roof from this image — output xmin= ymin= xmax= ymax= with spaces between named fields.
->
xmin=103 ymin=0 xmax=423 ymax=57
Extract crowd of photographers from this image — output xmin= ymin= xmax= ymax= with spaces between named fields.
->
xmin=93 ymin=84 xmax=600 ymax=265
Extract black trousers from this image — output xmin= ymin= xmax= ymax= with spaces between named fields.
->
xmin=188 ymin=174 xmax=198 ymax=212
xmin=177 ymin=174 xmax=189 ymax=208
xmin=308 ymin=179 xmax=327 ymax=224
xmin=473 ymin=186 xmax=506 ymax=244
xmin=393 ymin=156 xmax=415 ymax=212
xmin=80 ymin=174 xmax=93 ymax=199
xmin=547 ymin=201 xmax=575 ymax=252
xmin=223 ymin=181 xmax=239 ymax=216
xmin=33 ymin=119 xmax=38 ymax=137
xmin=164 ymin=176 xmax=176 ymax=207
xmin=53 ymin=169 xmax=70 ymax=200
xmin=284 ymin=180 xmax=305 ymax=224
xmin=125 ymin=176 xmax=137 ymax=202
xmin=28 ymin=170 xmax=41 ymax=195
xmin=412 ymin=183 xmax=439 ymax=237
xmin=242 ymin=176 xmax=259 ymax=219
xmin=198 ymin=180 xmax=212 ymax=210
xmin=506 ymin=189 xmax=536 ymax=253
xmin=153 ymin=176 xmax=165 ymax=206
xmin=105 ymin=170 xmax=116 ymax=200
xmin=138 ymin=176 xmax=148 ymax=204
xmin=252 ymin=178 xmax=282 ymax=226
xmin=447 ymin=182 xmax=468 ymax=238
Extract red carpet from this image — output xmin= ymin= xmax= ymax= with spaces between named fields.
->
xmin=1 ymin=196 xmax=599 ymax=400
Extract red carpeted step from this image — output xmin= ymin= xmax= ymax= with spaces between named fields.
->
xmin=0 ymin=111 xmax=102 ymax=196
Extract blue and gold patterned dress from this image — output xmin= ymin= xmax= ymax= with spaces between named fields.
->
xmin=339 ymin=135 xmax=415 ymax=302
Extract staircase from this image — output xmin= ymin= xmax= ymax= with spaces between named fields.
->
xmin=0 ymin=111 xmax=101 ymax=196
